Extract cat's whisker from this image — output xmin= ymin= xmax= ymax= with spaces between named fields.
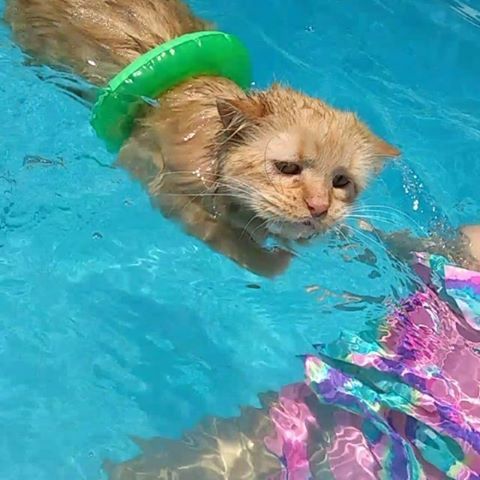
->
xmin=167 ymin=191 xmax=200 ymax=217
xmin=216 ymin=172 xmax=265 ymax=192
xmin=351 ymin=210 xmax=422 ymax=234
xmin=333 ymin=224 xmax=361 ymax=258
xmin=250 ymin=218 xmax=271 ymax=239
xmin=154 ymin=170 xmax=256 ymax=197
xmin=152 ymin=170 xmax=249 ymax=186
xmin=343 ymin=214 xmax=397 ymax=227
xmin=353 ymin=210 xmax=416 ymax=225
xmin=351 ymin=204 xmax=425 ymax=232
xmin=350 ymin=205 xmax=410 ymax=217
xmin=240 ymin=214 xmax=263 ymax=240
xmin=161 ymin=192 xmax=245 ymax=198
xmin=347 ymin=225 xmax=391 ymax=260
xmin=350 ymin=208 xmax=409 ymax=221
xmin=220 ymin=170 xmax=282 ymax=208
xmin=216 ymin=178 xmax=281 ymax=206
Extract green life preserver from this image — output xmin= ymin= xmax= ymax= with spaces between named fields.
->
xmin=91 ymin=31 xmax=252 ymax=152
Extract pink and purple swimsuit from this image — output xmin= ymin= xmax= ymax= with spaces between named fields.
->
xmin=265 ymin=254 xmax=480 ymax=479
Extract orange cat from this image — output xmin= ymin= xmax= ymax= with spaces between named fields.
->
xmin=6 ymin=0 xmax=400 ymax=276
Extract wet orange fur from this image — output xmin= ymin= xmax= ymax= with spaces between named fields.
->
xmin=6 ymin=0 xmax=400 ymax=276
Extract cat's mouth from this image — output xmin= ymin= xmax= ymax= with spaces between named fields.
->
xmin=267 ymin=219 xmax=325 ymax=241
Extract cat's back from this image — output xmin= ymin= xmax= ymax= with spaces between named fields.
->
xmin=6 ymin=0 xmax=210 ymax=83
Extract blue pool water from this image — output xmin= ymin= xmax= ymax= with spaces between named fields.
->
xmin=0 ymin=0 xmax=479 ymax=478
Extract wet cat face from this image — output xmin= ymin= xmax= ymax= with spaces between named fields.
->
xmin=216 ymin=85 xmax=399 ymax=240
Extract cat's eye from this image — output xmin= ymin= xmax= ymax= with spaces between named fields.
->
xmin=274 ymin=161 xmax=302 ymax=176
xmin=332 ymin=174 xmax=350 ymax=188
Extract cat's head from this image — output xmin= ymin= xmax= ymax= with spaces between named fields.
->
xmin=216 ymin=85 xmax=399 ymax=240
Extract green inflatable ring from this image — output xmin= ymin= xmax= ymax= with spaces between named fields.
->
xmin=91 ymin=31 xmax=252 ymax=152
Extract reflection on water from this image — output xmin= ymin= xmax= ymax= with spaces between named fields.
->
xmin=450 ymin=0 xmax=480 ymax=28
xmin=105 ymin=392 xmax=281 ymax=480
xmin=105 ymin=255 xmax=480 ymax=479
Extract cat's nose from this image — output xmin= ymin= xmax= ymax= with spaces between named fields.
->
xmin=305 ymin=197 xmax=329 ymax=217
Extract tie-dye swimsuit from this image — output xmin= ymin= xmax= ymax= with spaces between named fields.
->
xmin=266 ymin=254 xmax=480 ymax=479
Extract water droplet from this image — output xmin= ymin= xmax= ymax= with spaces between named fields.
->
xmin=183 ymin=131 xmax=196 ymax=141
xmin=141 ymin=96 xmax=159 ymax=107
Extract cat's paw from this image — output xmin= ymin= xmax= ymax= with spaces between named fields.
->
xmin=257 ymin=247 xmax=293 ymax=278
xmin=460 ymin=225 xmax=480 ymax=267
xmin=357 ymin=219 xmax=375 ymax=232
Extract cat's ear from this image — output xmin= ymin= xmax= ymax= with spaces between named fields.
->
xmin=351 ymin=115 xmax=400 ymax=159
xmin=370 ymin=136 xmax=401 ymax=158
xmin=216 ymin=97 xmax=268 ymax=142
xmin=368 ymin=135 xmax=400 ymax=173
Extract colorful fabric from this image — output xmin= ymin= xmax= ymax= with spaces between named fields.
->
xmin=265 ymin=255 xmax=480 ymax=479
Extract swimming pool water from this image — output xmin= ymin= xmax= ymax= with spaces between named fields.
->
xmin=0 ymin=0 xmax=479 ymax=478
